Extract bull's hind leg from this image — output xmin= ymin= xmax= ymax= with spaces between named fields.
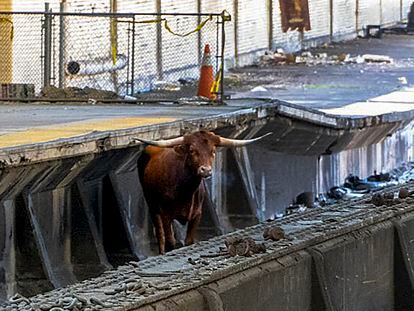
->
xmin=153 ymin=214 xmax=166 ymax=254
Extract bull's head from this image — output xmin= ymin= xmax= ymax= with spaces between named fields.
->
xmin=135 ymin=131 xmax=272 ymax=178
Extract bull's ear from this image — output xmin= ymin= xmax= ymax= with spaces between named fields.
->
xmin=174 ymin=145 xmax=187 ymax=156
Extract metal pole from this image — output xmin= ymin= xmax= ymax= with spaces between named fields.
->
xmin=110 ymin=0 xmax=119 ymax=94
xmin=156 ymin=0 xmax=163 ymax=80
xmin=131 ymin=15 xmax=136 ymax=95
xmin=197 ymin=0 xmax=202 ymax=66
xmin=329 ymin=0 xmax=333 ymax=40
xmin=43 ymin=2 xmax=52 ymax=88
xmin=220 ymin=13 xmax=226 ymax=103
xmin=379 ymin=0 xmax=383 ymax=25
xmin=58 ymin=1 xmax=66 ymax=88
xmin=355 ymin=0 xmax=359 ymax=32
xmin=267 ymin=0 xmax=273 ymax=51
xmin=233 ymin=0 xmax=238 ymax=67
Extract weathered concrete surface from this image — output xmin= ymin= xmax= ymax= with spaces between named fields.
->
xmin=310 ymin=222 xmax=394 ymax=311
xmin=1 ymin=96 xmax=414 ymax=301
xmin=0 ymin=99 xmax=413 ymax=167
xmin=393 ymin=212 xmax=414 ymax=309
xmin=5 ymin=183 xmax=414 ymax=310
xmin=228 ymin=34 xmax=414 ymax=109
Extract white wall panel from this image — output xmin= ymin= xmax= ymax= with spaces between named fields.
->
xmin=237 ymin=0 xmax=268 ymax=55
xmin=13 ymin=0 xmax=60 ymax=11
xmin=118 ymin=0 xmax=157 ymax=91
xmin=357 ymin=0 xmax=381 ymax=30
xmin=160 ymin=0 xmax=198 ymax=80
xmin=381 ymin=0 xmax=401 ymax=25
xmin=332 ymin=0 xmax=356 ymax=37
xmin=66 ymin=0 xmax=110 ymax=13
xmin=118 ymin=0 xmax=155 ymax=13
xmin=201 ymin=0 xmax=234 ymax=60
xmin=402 ymin=0 xmax=412 ymax=20
xmin=304 ymin=0 xmax=330 ymax=40
xmin=272 ymin=0 xmax=301 ymax=52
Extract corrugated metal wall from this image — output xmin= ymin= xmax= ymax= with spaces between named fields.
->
xmin=357 ymin=0 xmax=381 ymax=30
xmin=332 ymin=0 xmax=357 ymax=39
xmin=5 ymin=0 xmax=410 ymax=92
xmin=402 ymin=0 xmax=413 ymax=18
xmin=304 ymin=0 xmax=330 ymax=40
xmin=382 ymin=0 xmax=401 ymax=25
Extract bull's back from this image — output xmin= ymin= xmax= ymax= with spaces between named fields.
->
xmin=138 ymin=146 xmax=177 ymax=198
xmin=137 ymin=146 xmax=163 ymax=184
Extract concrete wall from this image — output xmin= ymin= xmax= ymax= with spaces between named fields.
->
xmin=142 ymin=219 xmax=411 ymax=311
xmin=9 ymin=198 xmax=414 ymax=310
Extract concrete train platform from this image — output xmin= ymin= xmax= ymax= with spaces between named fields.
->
xmin=0 ymin=83 xmax=414 ymax=152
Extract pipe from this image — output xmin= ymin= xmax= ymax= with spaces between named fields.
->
xmin=66 ymin=54 xmax=128 ymax=76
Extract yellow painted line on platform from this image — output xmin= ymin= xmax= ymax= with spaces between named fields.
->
xmin=0 ymin=116 xmax=176 ymax=148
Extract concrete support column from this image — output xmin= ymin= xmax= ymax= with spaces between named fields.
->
xmin=110 ymin=150 xmax=153 ymax=259
xmin=0 ymin=200 xmax=15 ymax=301
xmin=25 ymin=189 xmax=76 ymax=287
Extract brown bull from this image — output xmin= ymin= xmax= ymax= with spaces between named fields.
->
xmin=136 ymin=130 xmax=271 ymax=254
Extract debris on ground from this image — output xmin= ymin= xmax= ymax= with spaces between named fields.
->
xmin=371 ymin=193 xmax=385 ymax=206
xmin=295 ymin=192 xmax=314 ymax=208
xmin=225 ymin=236 xmax=266 ymax=257
xmin=370 ymin=191 xmax=401 ymax=207
xmin=41 ymin=85 xmax=119 ymax=100
xmin=223 ymin=73 xmax=245 ymax=88
xmin=328 ymin=186 xmax=350 ymax=200
xmin=153 ymin=80 xmax=181 ymax=92
xmin=362 ymin=54 xmax=393 ymax=63
xmin=258 ymin=49 xmax=394 ymax=67
xmin=344 ymin=174 xmax=372 ymax=192
xmin=367 ymin=171 xmax=392 ymax=182
xmin=286 ymin=203 xmax=308 ymax=215
xmin=398 ymin=187 xmax=414 ymax=199
xmin=259 ymin=49 xmax=296 ymax=66
xmin=398 ymin=76 xmax=408 ymax=84
xmin=263 ymin=227 xmax=286 ymax=241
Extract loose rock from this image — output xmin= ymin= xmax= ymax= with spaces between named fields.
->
xmin=263 ymin=227 xmax=286 ymax=241
xmin=398 ymin=187 xmax=410 ymax=199
xmin=225 ymin=236 xmax=266 ymax=257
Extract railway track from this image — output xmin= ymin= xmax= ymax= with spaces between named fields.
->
xmin=2 ymin=181 xmax=414 ymax=311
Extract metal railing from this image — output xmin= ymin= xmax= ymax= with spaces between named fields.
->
xmin=0 ymin=8 xmax=229 ymax=102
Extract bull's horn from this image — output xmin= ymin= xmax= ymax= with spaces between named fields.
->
xmin=218 ymin=132 xmax=272 ymax=147
xmin=133 ymin=136 xmax=184 ymax=147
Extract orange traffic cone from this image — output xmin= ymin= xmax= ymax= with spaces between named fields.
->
xmin=197 ymin=44 xmax=215 ymax=100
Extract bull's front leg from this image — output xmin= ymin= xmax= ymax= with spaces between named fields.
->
xmin=152 ymin=214 xmax=166 ymax=254
xmin=185 ymin=211 xmax=201 ymax=246
xmin=162 ymin=216 xmax=176 ymax=252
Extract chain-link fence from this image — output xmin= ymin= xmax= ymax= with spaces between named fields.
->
xmin=0 ymin=9 xmax=228 ymax=102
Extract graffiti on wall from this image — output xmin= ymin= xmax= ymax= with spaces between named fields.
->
xmin=279 ymin=0 xmax=311 ymax=32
